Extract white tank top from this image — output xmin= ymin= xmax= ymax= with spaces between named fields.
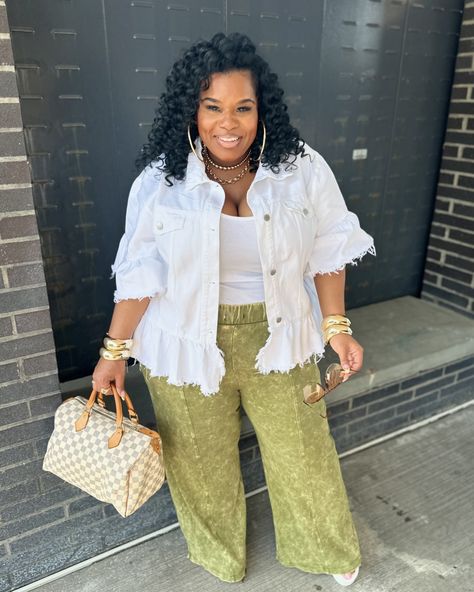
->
xmin=219 ymin=213 xmax=265 ymax=304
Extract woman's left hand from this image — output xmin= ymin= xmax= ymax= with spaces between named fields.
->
xmin=328 ymin=333 xmax=364 ymax=382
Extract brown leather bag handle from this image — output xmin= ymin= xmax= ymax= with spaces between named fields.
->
xmin=97 ymin=384 xmax=139 ymax=425
xmin=74 ymin=386 xmax=124 ymax=449
xmin=106 ymin=385 xmax=162 ymax=453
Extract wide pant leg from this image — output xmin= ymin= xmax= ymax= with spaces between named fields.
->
xmin=141 ymin=355 xmax=246 ymax=583
xmin=231 ymin=313 xmax=362 ymax=574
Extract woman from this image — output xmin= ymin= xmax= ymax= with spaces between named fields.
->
xmin=92 ymin=32 xmax=375 ymax=586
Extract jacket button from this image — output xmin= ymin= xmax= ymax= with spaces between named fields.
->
xmin=303 ymin=208 xmax=308 ymax=215
xmin=270 ymin=269 xmax=276 ymax=275
xmin=156 ymin=222 xmax=163 ymax=230
xmin=276 ymin=317 xmax=282 ymax=323
xmin=264 ymin=214 xmax=270 ymax=221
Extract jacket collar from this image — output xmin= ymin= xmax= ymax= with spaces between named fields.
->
xmin=184 ymin=136 xmax=295 ymax=192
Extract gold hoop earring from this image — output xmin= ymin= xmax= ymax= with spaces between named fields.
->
xmin=187 ymin=123 xmax=204 ymax=162
xmin=257 ymin=120 xmax=266 ymax=161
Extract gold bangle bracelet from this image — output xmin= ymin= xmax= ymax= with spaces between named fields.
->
xmin=322 ymin=313 xmax=349 ymax=322
xmin=324 ymin=326 xmax=353 ymax=339
xmin=323 ymin=327 xmax=353 ymax=346
xmin=324 ymin=323 xmax=353 ymax=333
xmin=103 ymin=337 xmax=133 ymax=352
xmin=322 ymin=315 xmax=351 ymax=331
xmin=99 ymin=347 xmax=130 ymax=361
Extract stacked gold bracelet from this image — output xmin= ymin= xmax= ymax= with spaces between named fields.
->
xmin=322 ymin=314 xmax=353 ymax=346
xmin=99 ymin=335 xmax=133 ymax=361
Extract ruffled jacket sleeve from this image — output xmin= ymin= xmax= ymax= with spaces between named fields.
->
xmin=307 ymin=151 xmax=376 ymax=275
xmin=111 ymin=168 xmax=167 ymax=303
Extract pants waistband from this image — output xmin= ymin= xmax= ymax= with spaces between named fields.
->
xmin=218 ymin=301 xmax=267 ymax=325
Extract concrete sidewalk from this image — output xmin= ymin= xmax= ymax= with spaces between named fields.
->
xmin=31 ymin=403 xmax=474 ymax=592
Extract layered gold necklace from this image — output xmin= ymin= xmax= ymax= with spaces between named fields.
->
xmin=203 ymin=146 xmax=251 ymax=185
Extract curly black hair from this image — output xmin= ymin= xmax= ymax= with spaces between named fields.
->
xmin=136 ymin=32 xmax=308 ymax=185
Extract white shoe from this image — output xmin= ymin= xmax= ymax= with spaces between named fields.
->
xmin=332 ymin=565 xmax=360 ymax=586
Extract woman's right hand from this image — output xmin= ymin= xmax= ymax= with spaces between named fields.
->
xmin=92 ymin=358 xmax=127 ymax=399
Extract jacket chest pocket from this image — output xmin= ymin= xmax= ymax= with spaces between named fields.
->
xmin=282 ymin=199 xmax=314 ymax=218
xmin=153 ymin=207 xmax=187 ymax=262
xmin=152 ymin=207 xmax=187 ymax=296
xmin=278 ymin=199 xmax=316 ymax=262
xmin=154 ymin=208 xmax=186 ymax=236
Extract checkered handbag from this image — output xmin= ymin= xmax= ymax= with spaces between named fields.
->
xmin=42 ymin=384 xmax=166 ymax=517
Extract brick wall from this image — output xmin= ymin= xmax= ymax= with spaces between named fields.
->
xmin=421 ymin=1 xmax=474 ymax=319
xmin=0 ymin=1 xmax=64 ymax=590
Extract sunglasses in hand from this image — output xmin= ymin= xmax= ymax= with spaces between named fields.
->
xmin=303 ymin=363 xmax=358 ymax=406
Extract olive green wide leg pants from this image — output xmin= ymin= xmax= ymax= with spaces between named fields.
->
xmin=141 ymin=302 xmax=361 ymax=583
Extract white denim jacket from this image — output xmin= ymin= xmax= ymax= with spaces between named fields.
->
xmin=111 ymin=139 xmax=376 ymax=395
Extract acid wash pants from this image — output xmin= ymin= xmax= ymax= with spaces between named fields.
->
xmin=141 ymin=302 xmax=361 ymax=583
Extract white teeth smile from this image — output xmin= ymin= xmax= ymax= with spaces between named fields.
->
xmin=218 ymin=136 xmax=240 ymax=142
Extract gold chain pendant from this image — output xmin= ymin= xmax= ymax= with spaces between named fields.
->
xmin=204 ymin=159 xmax=250 ymax=185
